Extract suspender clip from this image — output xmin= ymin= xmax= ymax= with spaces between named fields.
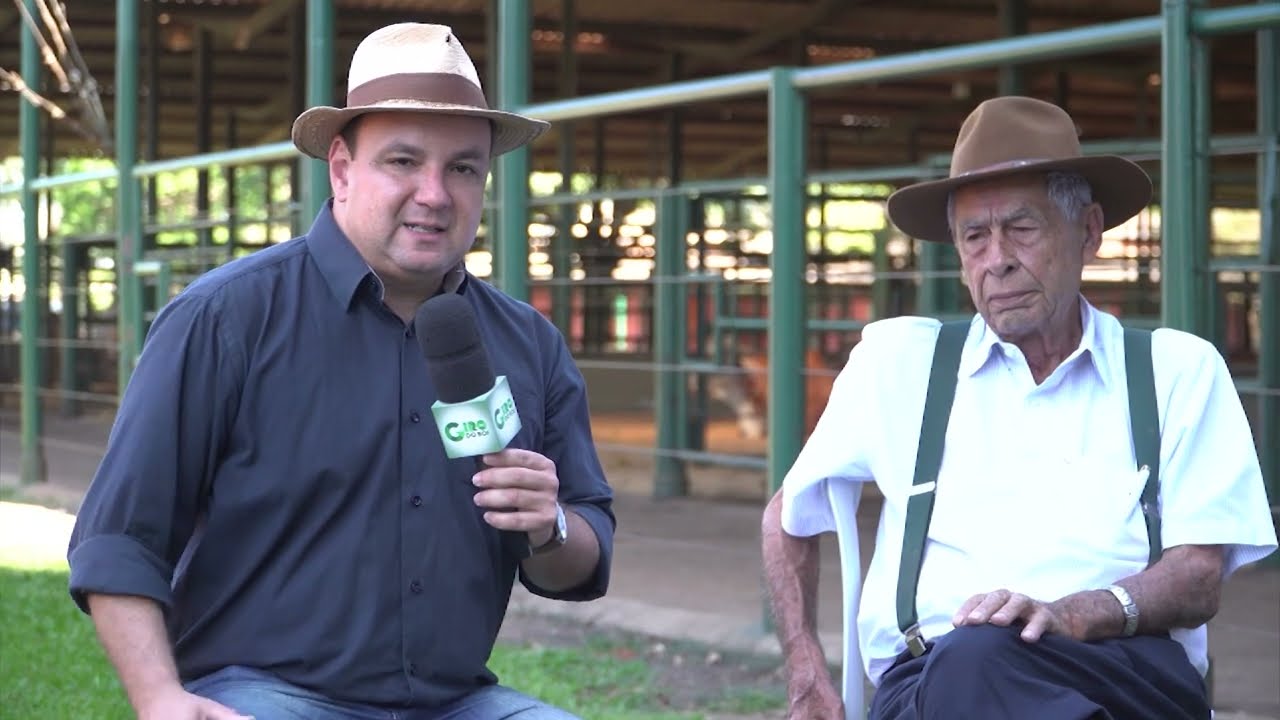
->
xmin=905 ymin=624 xmax=928 ymax=657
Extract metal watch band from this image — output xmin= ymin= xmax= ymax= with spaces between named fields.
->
xmin=530 ymin=503 xmax=567 ymax=555
xmin=1104 ymin=584 xmax=1139 ymax=637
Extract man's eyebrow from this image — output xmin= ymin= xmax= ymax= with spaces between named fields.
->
xmin=958 ymin=216 xmax=992 ymax=234
xmin=375 ymin=142 xmax=489 ymax=164
xmin=998 ymin=207 xmax=1041 ymax=225
xmin=956 ymin=206 xmax=1042 ymax=234
xmin=377 ymin=142 xmax=425 ymax=158
xmin=449 ymin=146 xmax=490 ymax=163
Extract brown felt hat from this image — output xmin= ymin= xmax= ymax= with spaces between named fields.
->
xmin=291 ymin=23 xmax=548 ymax=160
xmin=886 ymin=96 xmax=1152 ymax=243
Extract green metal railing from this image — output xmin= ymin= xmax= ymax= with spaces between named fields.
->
xmin=503 ymin=0 xmax=1280 ymax=498
xmin=4 ymin=1 xmax=1278 ymax=513
xmin=766 ymin=68 xmax=808 ymax=502
xmin=18 ymin=0 xmax=45 ymax=485
xmin=301 ymin=0 xmax=333 ymax=224
xmin=1259 ymin=18 xmax=1280 ymax=499
xmin=115 ymin=0 xmax=142 ymax=391
xmin=495 ymin=0 xmax=532 ymax=300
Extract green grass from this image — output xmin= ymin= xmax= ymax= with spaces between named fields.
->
xmin=0 ymin=560 xmax=706 ymax=719
xmin=490 ymin=639 xmax=699 ymax=720
xmin=0 ymin=562 xmax=134 ymax=718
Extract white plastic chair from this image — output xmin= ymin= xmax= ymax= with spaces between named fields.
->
xmin=827 ymin=479 xmax=866 ymax=719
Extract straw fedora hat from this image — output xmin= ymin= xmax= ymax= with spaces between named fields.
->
xmin=291 ymin=23 xmax=549 ymax=160
xmin=886 ymin=96 xmax=1152 ymax=243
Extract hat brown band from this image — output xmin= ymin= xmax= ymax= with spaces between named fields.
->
xmin=346 ymin=72 xmax=488 ymax=109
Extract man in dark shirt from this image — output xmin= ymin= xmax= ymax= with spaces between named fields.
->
xmin=67 ymin=23 xmax=615 ymax=720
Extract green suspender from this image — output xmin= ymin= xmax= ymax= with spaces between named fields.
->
xmin=895 ymin=322 xmax=1163 ymax=658
xmin=1124 ymin=327 xmax=1163 ymax=565
xmin=896 ymin=321 xmax=968 ymax=657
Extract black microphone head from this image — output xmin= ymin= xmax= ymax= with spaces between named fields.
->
xmin=413 ymin=294 xmax=495 ymax=403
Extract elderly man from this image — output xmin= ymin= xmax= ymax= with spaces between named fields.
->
xmin=761 ymin=96 xmax=1277 ymax=720
xmin=69 ymin=23 xmax=614 ymax=720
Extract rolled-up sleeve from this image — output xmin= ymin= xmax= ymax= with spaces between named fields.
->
xmin=1154 ymin=330 xmax=1278 ymax=576
xmin=519 ymin=327 xmax=615 ymax=601
xmin=68 ymin=290 xmax=243 ymax=614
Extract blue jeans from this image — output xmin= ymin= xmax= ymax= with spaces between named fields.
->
xmin=185 ymin=666 xmax=581 ymax=720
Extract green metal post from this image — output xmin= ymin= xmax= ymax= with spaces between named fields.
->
xmin=195 ymin=29 xmax=213 ymax=256
xmin=872 ymin=228 xmax=891 ymax=319
xmin=301 ymin=0 xmax=333 ymax=225
xmin=496 ymin=0 xmax=532 ymax=301
xmin=1161 ymin=0 xmax=1210 ymax=336
xmin=917 ymin=242 xmax=959 ymax=315
xmin=1258 ymin=15 xmax=1279 ymax=515
xmin=552 ymin=0 xmax=577 ymax=335
xmin=998 ymin=0 xmax=1028 ymax=96
xmin=553 ymin=162 xmax=574 ymax=335
xmin=19 ymin=0 xmax=46 ymax=484
xmin=767 ymin=68 xmax=807 ymax=497
xmin=116 ymin=0 xmax=143 ymax=393
xmin=1193 ymin=15 xmax=1216 ymax=347
xmin=654 ymin=193 xmax=689 ymax=497
xmin=156 ymin=261 xmax=173 ymax=312
xmin=60 ymin=241 xmax=80 ymax=416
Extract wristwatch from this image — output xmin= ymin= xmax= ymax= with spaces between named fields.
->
xmin=1104 ymin=584 xmax=1139 ymax=637
xmin=530 ymin=503 xmax=568 ymax=555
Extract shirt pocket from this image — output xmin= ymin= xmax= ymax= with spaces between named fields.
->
xmin=927 ymin=453 xmax=1151 ymax=595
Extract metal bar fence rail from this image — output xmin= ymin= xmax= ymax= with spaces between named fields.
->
xmin=2 ymin=5 xmax=1277 ymax=526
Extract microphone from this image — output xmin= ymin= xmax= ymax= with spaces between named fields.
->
xmin=415 ymin=294 xmax=532 ymax=559
xmin=413 ymin=293 xmax=522 ymax=458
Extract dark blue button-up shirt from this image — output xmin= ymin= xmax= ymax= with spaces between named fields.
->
xmin=68 ymin=203 xmax=615 ymax=707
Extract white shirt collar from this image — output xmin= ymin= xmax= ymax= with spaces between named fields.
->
xmin=958 ymin=296 xmax=1113 ymax=390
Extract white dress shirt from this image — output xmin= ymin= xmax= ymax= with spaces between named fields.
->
xmin=780 ymin=298 xmax=1278 ymax=686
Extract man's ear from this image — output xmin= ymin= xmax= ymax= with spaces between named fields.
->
xmin=1081 ymin=202 xmax=1105 ymax=262
xmin=328 ymin=136 xmax=352 ymax=202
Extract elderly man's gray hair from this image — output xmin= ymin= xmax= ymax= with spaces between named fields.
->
xmin=945 ymin=171 xmax=1095 ymax=239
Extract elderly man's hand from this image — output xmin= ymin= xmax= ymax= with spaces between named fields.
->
xmin=785 ymin=675 xmax=844 ymax=720
xmin=952 ymin=588 xmax=1084 ymax=642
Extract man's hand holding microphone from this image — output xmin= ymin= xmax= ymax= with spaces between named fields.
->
xmin=471 ymin=448 xmax=563 ymax=551
xmin=415 ymin=294 xmax=595 ymax=589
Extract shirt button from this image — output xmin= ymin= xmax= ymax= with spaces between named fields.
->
xmin=409 ymin=580 xmax=423 ymax=594
xmin=409 ymin=411 xmax=422 ymax=424
xmin=410 ymin=495 xmax=423 ymax=507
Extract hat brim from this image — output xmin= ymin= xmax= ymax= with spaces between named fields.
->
xmin=291 ymin=102 xmax=550 ymax=160
xmin=886 ymin=155 xmax=1153 ymax=243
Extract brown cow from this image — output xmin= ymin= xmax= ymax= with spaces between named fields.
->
xmin=728 ymin=349 xmax=836 ymax=440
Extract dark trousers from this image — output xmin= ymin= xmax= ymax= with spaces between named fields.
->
xmin=869 ymin=624 xmax=1210 ymax=720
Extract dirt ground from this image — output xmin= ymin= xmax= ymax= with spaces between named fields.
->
xmin=502 ymin=429 xmax=793 ymax=720
xmin=497 ymin=606 xmax=788 ymax=719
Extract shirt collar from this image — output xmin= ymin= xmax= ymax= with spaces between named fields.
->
xmin=958 ymin=296 xmax=1112 ymax=389
xmin=304 ymin=200 xmax=468 ymax=309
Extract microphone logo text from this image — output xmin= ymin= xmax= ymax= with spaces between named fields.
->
xmin=444 ymin=419 xmax=490 ymax=442
xmin=494 ymin=398 xmax=517 ymax=430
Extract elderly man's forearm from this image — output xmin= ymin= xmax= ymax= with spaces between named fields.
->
xmin=1054 ymin=544 xmax=1224 ymax=640
xmin=762 ymin=493 xmax=827 ymax=673
xmin=1123 ymin=544 xmax=1224 ymax=631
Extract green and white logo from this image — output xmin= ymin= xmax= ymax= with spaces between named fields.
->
xmin=431 ymin=375 xmax=523 ymax=458
xmin=494 ymin=397 xmax=517 ymax=430
xmin=444 ymin=419 xmax=489 ymax=442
